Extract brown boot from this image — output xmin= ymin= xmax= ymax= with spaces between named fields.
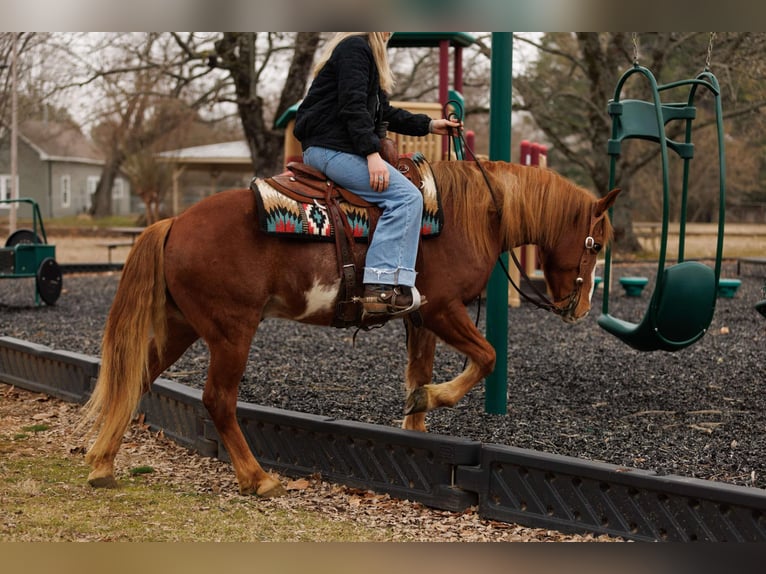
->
xmin=358 ymin=284 xmax=423 ymax=317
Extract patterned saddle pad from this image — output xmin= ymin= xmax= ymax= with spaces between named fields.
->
xmin=251 ymin=153 xmax=443 ymax=242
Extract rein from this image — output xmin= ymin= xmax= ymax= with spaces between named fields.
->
xmin=442 ymin=101 xmax=603 ymax=317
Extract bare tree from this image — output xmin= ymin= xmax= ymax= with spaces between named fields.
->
xmin=121 ymin=148 xmax=171 ymax=224
xmin=66 ymin=32 xmax=321 ymax=217
xmin=207 ymin=32 xmax=320 ymax=177
xmin=70 ymin=33 xmax=232 ymax=217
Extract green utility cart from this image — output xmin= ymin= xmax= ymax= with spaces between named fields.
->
xmin=0 ymin=198 xmax=63 ymax=305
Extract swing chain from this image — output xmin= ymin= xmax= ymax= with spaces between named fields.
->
xmin=705 ymin=32 xmax=716 ymax=71
xmin=633 ymin=32 xmax=716 ymax=71
xmin=631 ymin=32 xmax=639 ymax=66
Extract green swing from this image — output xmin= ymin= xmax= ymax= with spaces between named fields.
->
xmin=598 ymin=40 xmax=727 ymax=352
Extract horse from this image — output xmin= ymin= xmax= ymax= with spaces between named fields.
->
xmin=81 ymin=159 xmax=620 ymax=497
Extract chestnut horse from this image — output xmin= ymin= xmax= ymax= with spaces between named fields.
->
xmin=82 ymin=160 xmax=619 ymax=497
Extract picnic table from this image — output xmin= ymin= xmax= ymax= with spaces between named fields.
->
xmin=100 ymin=227 xmax=146 ymax=263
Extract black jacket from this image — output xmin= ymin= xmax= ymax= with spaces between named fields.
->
xmin=293 ymin=35 xmax=432 ymax=157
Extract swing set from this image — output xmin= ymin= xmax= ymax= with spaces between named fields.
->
xmin=598 ymin=33 xmax=727 ymax=352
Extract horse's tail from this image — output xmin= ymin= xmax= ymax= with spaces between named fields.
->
xmin=82 ymin=218 xmax=173 ymax=468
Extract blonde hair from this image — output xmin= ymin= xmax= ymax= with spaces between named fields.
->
xmin=313 ymin=32 xmax=395 ymax=92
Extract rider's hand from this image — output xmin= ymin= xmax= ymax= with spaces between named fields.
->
xmin=430 ymin=118 xmax=463 ymax=136
xmin=367 ymin=152 xmax=389 ymax=192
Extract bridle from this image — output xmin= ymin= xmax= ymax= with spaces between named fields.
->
xmin=443 ymin=100 xmax=605 ymax=318
xmin=502 ymin=209 xmax=606 ymax=317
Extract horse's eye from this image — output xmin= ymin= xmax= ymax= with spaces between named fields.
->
xmin=592 ymin=243 xmax=602 ymax=253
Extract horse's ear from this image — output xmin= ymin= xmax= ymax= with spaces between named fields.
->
xmin=595 ymin=188 xmax=621 ymax=216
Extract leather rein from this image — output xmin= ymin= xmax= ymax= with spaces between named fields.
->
xmin=443 ymin=101 xmax=604 ymax=317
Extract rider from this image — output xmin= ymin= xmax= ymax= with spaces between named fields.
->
xmin=294 ymin=32 xmax=460 ymax=317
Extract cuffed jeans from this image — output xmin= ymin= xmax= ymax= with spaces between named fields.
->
xmin=302 ymin=146 xmax=422 ymax=287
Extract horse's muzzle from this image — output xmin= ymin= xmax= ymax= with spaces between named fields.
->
xmin=560 ymin=309 xmax=589 ymax=324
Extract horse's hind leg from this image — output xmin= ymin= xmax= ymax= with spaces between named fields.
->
xmin=86 ymin=315 xmax=198 ymax=488
xmin=202 ymin=338 xmax=285 ymax=497
xmin=402 ymin=317 xmax=437 ymax=432
xmin=146 ymin=313 xmax=200 ymax=389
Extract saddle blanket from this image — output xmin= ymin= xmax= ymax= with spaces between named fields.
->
xmin=252 ymin=155 xmax=443 ymax=241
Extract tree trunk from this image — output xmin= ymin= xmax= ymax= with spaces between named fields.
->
xmin=215 ymin=32 xmax=320 ymax=177
xmin=91 ymin=152 xmax=124 ymax=218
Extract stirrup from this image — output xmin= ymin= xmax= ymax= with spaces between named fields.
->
xmin=387 ymin=285 xmax=423 ymax=317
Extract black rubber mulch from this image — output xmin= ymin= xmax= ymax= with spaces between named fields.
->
xmin=1 ymin=260 xmax=764 ymax=489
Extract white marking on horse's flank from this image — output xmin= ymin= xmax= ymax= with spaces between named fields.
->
xmin=296 ymin=279 xmax=340 ymax=320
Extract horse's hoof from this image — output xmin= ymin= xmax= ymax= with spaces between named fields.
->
xmin=404 ymin=388 xmax=429 ymax=415
xmin=257 ymin=482 xmax=287 ymax=498
xmin=240 ymin=477 xmax=287 ymax=498
xmin=88 ymin=474 xmax=119 ymax=489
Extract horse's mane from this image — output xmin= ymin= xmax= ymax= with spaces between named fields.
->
xmin=431 ymin=160 xmax=612 ymax=259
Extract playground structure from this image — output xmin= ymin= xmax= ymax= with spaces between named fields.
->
xmin=0 ymin=198 xmax=62 ymax=305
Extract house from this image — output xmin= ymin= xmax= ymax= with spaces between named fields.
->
xmin=0 ymin=120 xmax=131 ymax=219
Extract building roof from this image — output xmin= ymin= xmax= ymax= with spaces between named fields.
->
xmin=157 ymin=140 xmax=253 ymax=171
xmin=18 ymin=120 xmax=104 ymax=165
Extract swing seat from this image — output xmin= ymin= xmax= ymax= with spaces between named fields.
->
xmin=598 ymin=261 xmax=716 ymax=352
xmin=756 ymin=300 xmax=766 ymax=319
xmin=607 ymin=99 xmax=696 ymax=159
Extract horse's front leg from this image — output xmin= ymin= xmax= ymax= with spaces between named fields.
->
xmin=404 ymin=302 xmax=496 ymax=416
xmin=402 ymin=316 xmax=437 ymax=432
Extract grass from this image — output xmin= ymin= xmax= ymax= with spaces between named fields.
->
xmin=2 ymin=214 xmax=141 ymax=233
xmin=21 ymin=424 xmax=50 ymax=432
xmin=0 ymin=426 xmax=401 ymax=542
xmin=46 ymin=215 xmax=141 ymax=229
xmin=0 ymin=450 xmax=400 ymax=542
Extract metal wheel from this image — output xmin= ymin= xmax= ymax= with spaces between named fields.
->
xmin=5 ymin=228 xmax=42 ymax=247
xmin=36 ymin=257 xmax=63 ymax=305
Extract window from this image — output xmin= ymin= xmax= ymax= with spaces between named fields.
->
xmin=61 ymin=175 xmax=71 ymax=208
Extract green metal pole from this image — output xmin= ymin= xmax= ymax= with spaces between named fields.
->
xmin=484 ymin=33 xmax=512 ymax=414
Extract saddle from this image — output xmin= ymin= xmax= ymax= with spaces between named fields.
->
xmin=262 ymin=153 xmax=427 ymax=328
xmin=267 ymin=157 xmax=425 ymax=207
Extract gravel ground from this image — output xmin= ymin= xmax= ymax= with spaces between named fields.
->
xmin=1 ymin=260 xmax=764 ymax=490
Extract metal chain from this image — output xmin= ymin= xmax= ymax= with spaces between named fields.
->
xmin=705 ymin=32 xmax=716 ymax=70
xmin=633 ymin=32 xmax=715 ymax=70
xmin=632 ymin=32 xmax=639 ymax=65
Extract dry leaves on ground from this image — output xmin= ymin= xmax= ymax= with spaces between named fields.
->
xmin=0 ymin=383 xmax=620 ymax=542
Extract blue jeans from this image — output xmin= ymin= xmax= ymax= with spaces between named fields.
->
xmin=302 ymin=146 xmax=422 ymax=287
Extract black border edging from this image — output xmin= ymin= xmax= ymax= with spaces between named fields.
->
xmin=0 ymin=336 xmax=99 ymax=403
xmin=140 ymin=378 xmax=479 ymax=511
xmin=3 ymin=336 xmax=766 ymax=541
xmin=60 ymin=263 xmax=124 ymax=274
xmin=229 ymin=400 xmax=480 ymax=511
xmin=139 ymin=379 xmax=219 ymax=458
xmin=456 ymin=444 xmax=766 ymax=542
